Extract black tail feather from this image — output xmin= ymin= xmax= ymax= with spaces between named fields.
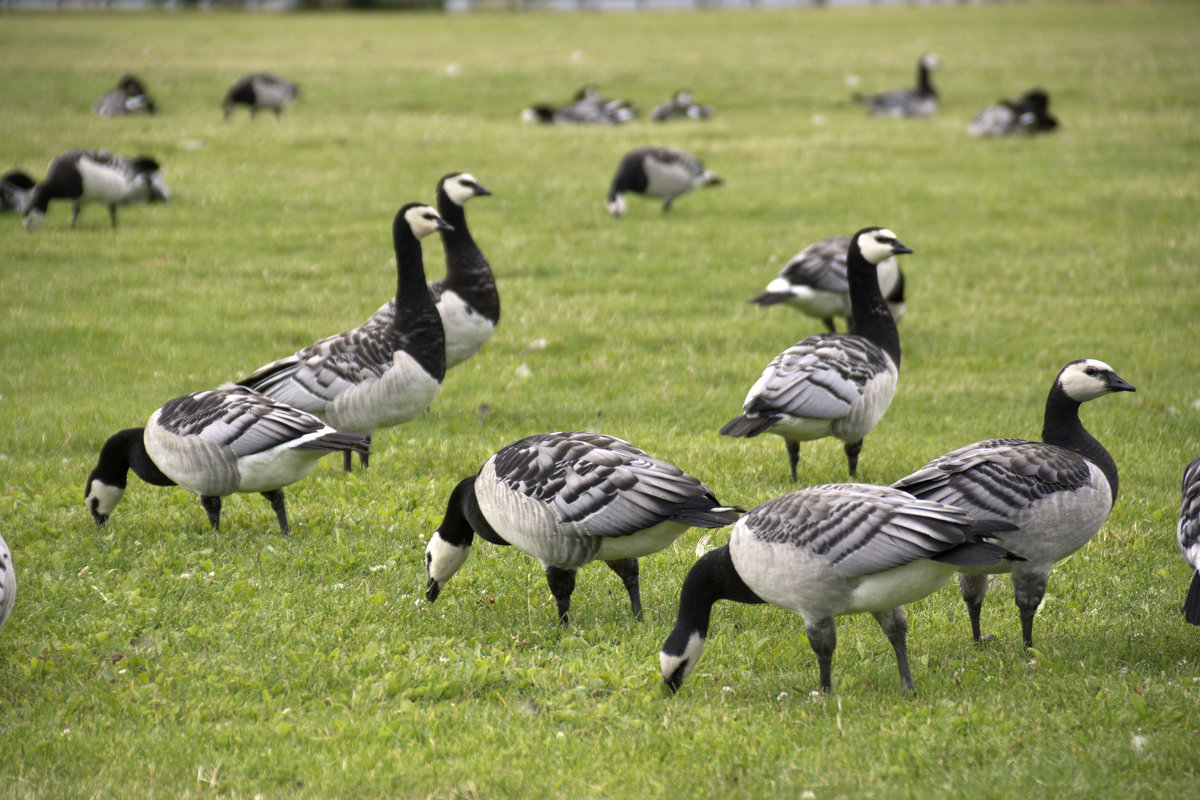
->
xmin=298 ymin=431 xmax=371 ymax=455
xmin=719 ymin=415 xmax=778 ymax=438
xmin=1185 ymin=571 xmax=1200 ymax=626
xmin=750 ymin=292 xmax=791 ymax=307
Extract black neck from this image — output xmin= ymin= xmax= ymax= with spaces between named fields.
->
xmin=846 ymin=251 xmax=901 ymax=366
xmin=93 ymin=427 xmax=175 ymax=488
xmin=1042 ymin=384 xmax=1119 ymax=503
xmin=435 ymin=191 xmax=499 ymax=321
xmin=665 ymin=545 xmax=763 ymax=645
xmin=917 ymin=62 xmax=936 ymax=98
xmin=439 ymin=476 xmax=509 ymax=548
xmin=390 ymin=223 xmax=446 ymax=381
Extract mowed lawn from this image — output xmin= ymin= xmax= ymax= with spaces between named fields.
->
xmin=1 ymin=2 xmax=1198 ymax=797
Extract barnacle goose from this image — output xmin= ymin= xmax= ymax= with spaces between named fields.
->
xmin=1177 ymin=455 xmax=1200 ymax=625
xmin=364 ymin=173 xmax=498 ymax=369
xmin=93 ymin=74 xmax=157 ymax=116
xmin=23 ymin=149 xmax=169 ymax=232
xmin=424 ymin=431 xmax=742 ymax=625
xmin=0 ymin=532 xmax=15 ymax=634
xmin=721 ymin=228 xmax=913 ymax=481
xmin=606 ymin=147 xmax=722 ymax=218
xmin=223 ymin=73 xmax=299 ymax=119
xmin=968 ymin=88 xmax=1059 ymax=137
xmin=238 ymin=203 xmax=450 ymax=471
xmin=84 ymin=385 xmax=369 ymax=534
xmin=522 ymin=86 xmax=636 ymax=125
xmin=855 ymin=53 xmax=940 ymax=118
xmin=892 ymin=359 xmax=1135 ymax=648
xmin=660 ymin=483 xmax=1016 ymax=694
xmin=0 ymin=169 xmax=35 ymax=214
xmin=750 ymin=234 xmax=908 ymax=333
xmin=650 ymin=90 xmax=714 ymax=122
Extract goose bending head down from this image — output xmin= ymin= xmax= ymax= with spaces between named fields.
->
xmin=660 ymin=483 xmax=1017 ymax=694
xmin=223 ymin=73 xmax=299 ymax=119
xmin=892 ymin=359 xmax=1135 ymax=648
xmin=606 ymin=147 xmax=722 ymax=218
xmin=424 ymin=431 xmax=742 ymax=625
xmin=722 ymin=228 xmax=913 ymax=481
xmin=237 ymin=203 xmax=451 ymax=472
xmin=23 ymin=149 xmax=169 ymax=232
xmin=1178 ymin=455 xmax=1200 ymax=625
xmin=85 ymin=385 xmax=369 ymax=534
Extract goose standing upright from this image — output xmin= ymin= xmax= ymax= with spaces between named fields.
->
xmin=606 ymin=147 xmax=722 ymax=218
xmin=1177 ymin=455 xmax=1200 ymax=625
xmin=721 ymin=227 xmax=913 ymax=481
xmin=0 ymin=532 xmax=15 ymax=634
xmin=364 ymin=173 xmax=498 ymax=369
xmin=424 ymin=431 xmax=742 ymax=625
xmin=750 ymin=234 xmax=908 ymax=333
xmin=659 ymin=483 xmax=1016 ymax=694
xmin=84 ymin=385 xmax=369 ymax=534
xmin=23 ymin=149 xmax=170 ymax=231
xmin=892 ymin=360 xmax=1135 ymax=648
xmin=855 ymin=53 xmax=940 ymax=118
xmin=238 ymin=203 xmax=450 ymax=471
xmin=223 ymin=73 xmax=299 ymax=119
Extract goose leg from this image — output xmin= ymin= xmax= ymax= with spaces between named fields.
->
xmin=544 ymin=565 xmax=577 ymax=626
xmin=262 ymin=489 xmax=289 ymax=535
xmin=1012 ymin=568 xmax=1048 ymax=649
xmin=844 ymin=439 xmax=863 ymax=477
xmin=107 ymin=204 xmax=118 ymax=229
xmin=360 ymin=436 xmax=371 ymax=468
xmin=605 ymin=558 xmax=642 ymax=622
xmin=786 ymin=440 xmax=800 ymax=482
xmin=958 ymin=572 xmax=990 ymax=643
xmin=70 ymin=202 xmax=81 ymax=229
xmin=873 ymin=606 xmax=914 ymax=693
xmin=200 ymin=495 xmax=222 ymax=531
xmin=661 ymin=195 xmax=676 ymax=213
xmin=805 ymin=616 xmax=837 ymax=692
xmin=822 ymin=317 xmax=837 ymax=334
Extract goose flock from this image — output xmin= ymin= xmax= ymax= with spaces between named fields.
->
xmin=2 ymin=58 xmax=1191 ymax=704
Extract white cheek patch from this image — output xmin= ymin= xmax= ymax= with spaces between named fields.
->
xmin=1059 ymin=359 xmax=1116 ymax=401
xmin=443 ymin=175 xmax=477 ymax=207
xmin=425 ymin=531 xmax=472 ymax=586
xmin=660 ymin=631 xmax=706 ymax=686
xmin=86 ymin=480 xmax=126 ymax=518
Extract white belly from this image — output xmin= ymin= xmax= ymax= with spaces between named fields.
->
xmin=324 ymin=351 xmax=441 ymax=434
xmin=437 ymin=290 xmax=496 ymax=368
xmin=235 ymin=446 xmax=325 ymax=493
xmin=77 ymin=159 xmax=132 ymax=205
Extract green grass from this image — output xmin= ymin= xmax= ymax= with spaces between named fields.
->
xmin=1 ymin=2 xmax=1199 ymax=797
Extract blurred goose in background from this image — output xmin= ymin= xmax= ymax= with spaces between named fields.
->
xmin=660 ymin=483 xmax=1017 ymax=694
xmin=968 ymin=88 xmax=1059 ymax=137
xmin=750 ymin=234 xmax=908 ymax=333
xmin=93 ymin=74 xmax=157 ymax=116
xmin=855 ymin=53 xmax=940 ymax=118
xmin=85 ymin=385 xmax=369 ymax=534
xmin=522 ymin=86 xmax=635 ymax=125
xmin=22 ymin=149 xmax=169 ymax=231
xmin=722 ymin=228 xmax=913 ymax=481
xmin=0 ymin=169 xmax=35 ymax=214
xmin=0 ymin=532 xmax=14 ymax=634
xmin=651 ymin=90 xmax=714 ymax=122
xmin=424 ymin=431 xmax=742 ymax=625
xmin=364 ymin=173 xmax=498 ymax=370
xmin=606 ymin=147 xmax=722 ymax=218
xmin=892 ymin=359 xmax=1135 ymax=648
xmin=223 ymin=73 xmax=299 ymax=119
xmin=238 ymin=203 xmax=450 ymax=471
xmin=1177 ymin=455 xmax=1200 ymax=625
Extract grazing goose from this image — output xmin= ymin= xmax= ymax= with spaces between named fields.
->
xmin=238 ymin=203 xmax=450 ymax=471
xmin=93 ymin=74 xmax=157 ymax=116
xmin=968 ymin=88 xmax=1059 ymax=137
xmin=660 ymin=483 xmax=1016 ymax=694
xmin=522 ymin=86 xmax=636 ymax=125
xmin=721 ymin=228 xmax=913 ymax=481
xmin=1177 ymin=455 xmax=1200 ymax=625
xmin=0 ymin=169 xmax=35 ymax=214
xmin=85 ymin=385 xmax=369 ymax=534
xmin=0 ymin=532 xmax=14 ymax=634
xmin=750 ymin=234 xmax=908 ymax=333
xmin=855 ymin=53 xmax=941 ymax=118
xmin=606 ymin=147 xmax=722 ymax=218
xmin=892 ymin=360 xmax=1135 ymax=648
xmin=424 ymin=431 xmax=742 ymax=625
xmin=651 ymin=90 xmax=714 ymax=122
xmin=223 ymin=73 xmax=299 ymax=119
xmin=23 ymin=149 xmax=169 ymax=232
xmin=364 ymin=173 xmax=498 ymax=369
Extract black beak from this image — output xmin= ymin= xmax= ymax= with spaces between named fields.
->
xmin=437 ymin=219 xmax=455 ymax=233
xmin=1108 ymin=373 xmax=1136 ymax=393
xmin=425 ymin=576 xmax=441 ymax=602
xmin=474 ymin=184 xmax=492 ymax=197
xmin=892 ymin=240 xmax=914 ymax=255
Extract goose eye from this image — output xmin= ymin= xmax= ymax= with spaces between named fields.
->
xmin=1084 ymin=367 xmax=1098 ymax=376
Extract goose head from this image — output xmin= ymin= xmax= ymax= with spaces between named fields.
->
xmin=1056 ymin=359 xmax=1136 ymax=403
xmin=399 ymin=202 xmax=453 ymax=239
xmin=853 ymin=227 xmax=913 ymax=265
xmin=441 ymin=172 xmax=491 ymax=207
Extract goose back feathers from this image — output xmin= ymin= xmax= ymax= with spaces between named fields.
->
xmin=94 ymin=74 xmax=157 ymax=116
xmin=892 ymin=359 xmax=1135 ymax=647
xmin=522 ymin=86 xmax=635 ymax=125
xmin=607 ymin=147 xmax=722 ymax=218
xmin=425 ymin=431 xmax=741 ymax=624
xmin=969 ymin=89 xmax=1058 ymax=137
xmin=23 ymin=149 xmax=169 ymax=231
xmin=856 ymin=53 xmax=940 ymax=118
xmin=1180 ymin=455 xmax=1200 ymax=625
xmin=223 ymin=73 xmax=298 ymax=119
xmin=660 ymin=483 xmax=1015 ymax=693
